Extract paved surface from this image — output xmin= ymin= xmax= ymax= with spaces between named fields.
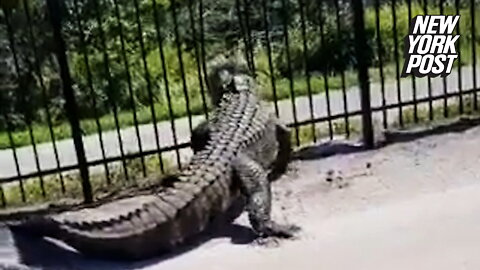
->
xmin=0 ymin=65 xmax=479 ymax=179
xmin=0 ymin=119 xmax=480 ymax=269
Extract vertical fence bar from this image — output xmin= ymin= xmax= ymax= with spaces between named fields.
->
xmin=171 ymin=0 xmax=193 ymax=134
xmin=0 ymin=114 xmax=22 ymax=204
xmin=187 ymin=0 xmax=209 ymax=120
xmin=391 ymin=0 xmax=404 ymax=126
xmin=235 ymin=0 xmax=254 ymax=71
xmin=455 ymin=0 xmax=463 ymax=114
xmin=3 ymin=9 xmax=26 ymax=203
xmin=439 ymin=0 xmax=449 ymax=117
xmin=132 ymin=0 xmax=165 ymax=175
xmin=92 ymin=0 xmax=129 ymax=182
xmin=423 ymin=0 xmax=434 ymax=120
xmin=111 ymin=0 xmax=147 ymax=176
xmin=406 ymin=0 xmax=419 ymax=122
xmin=298 ymin=0 xmax=316 ymax=142
xmin=198 ymin=0 xmax=210 ymax=97
xmin=280 ymin=0 xmax=300 ymax=146
xmin=318 ymin=3 xmax=333 ymax=139
xmin=7 ymin=4 xmax=45 ymax=198
xmin=334 ymin=0 xmax=350 ymax=137
xmin=90 ymin=0 xmax=129 ymax=182
xmin=46 ymin=0 xmax=92 ymax=203
xmin=152 ymin=0 xmax=182 ymax=168
xmin=352 ymin=0 xmax=374 ymax=148
xmin=1 ymin=112 xmax=24 ymax=203
xmin=374 ymin=0 xmax=388 ymax=129
xmin=0 ymin=188 xmax=5 ymax=207
xmin=470 ymin=0 xmax=477 ymax=110
xmin=72 ymin=0 xmax=111 ymax=182
xmin=23 ymin=0 xmax=65 ymax=193
xmin=261 ymin=0 xmax=280 ymax=117
xmin=242 ymin=0 xmax=256 ymax=73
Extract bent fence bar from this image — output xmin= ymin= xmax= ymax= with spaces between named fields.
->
xmin=0 ymin=0 xmax=478 ymax=206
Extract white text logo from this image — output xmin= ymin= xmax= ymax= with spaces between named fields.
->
xmin=401 ymin=15 xmax=460 ymax=78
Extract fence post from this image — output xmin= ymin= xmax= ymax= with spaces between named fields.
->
xmin=352 ymin=0 xmax=374 ymax=148
xmin=46 ymin=0 xmax=93 ymax=203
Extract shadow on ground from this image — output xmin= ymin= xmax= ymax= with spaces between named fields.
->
xmin=292 ymin=140 xmax=365 ymax=161
xmin=293 ymin=115 xmax=480 ymax=161
xmin=1 ymin=199 xmax=256 ymax=270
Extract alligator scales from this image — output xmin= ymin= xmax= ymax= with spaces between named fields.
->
xmin=8 ymin=56 xmax=298 ymax=260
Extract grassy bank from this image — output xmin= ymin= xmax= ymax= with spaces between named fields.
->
xmin=1 ymin=154 xmax=174 ymax=208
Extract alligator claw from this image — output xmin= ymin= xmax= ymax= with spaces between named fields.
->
xmin=252 ymin=222 xmax=300 ymax=248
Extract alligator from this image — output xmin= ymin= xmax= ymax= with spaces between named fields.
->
xmin=7 ymin=55 xmax=298 ymax=261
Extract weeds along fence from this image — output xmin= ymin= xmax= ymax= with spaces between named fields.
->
xmin=0 ymin=0 xmax=478 ymax=206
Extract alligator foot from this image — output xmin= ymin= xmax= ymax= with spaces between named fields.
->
xmin=253 ymin=222 xmax=300 ymax=247
xmin=253 ymin=236 xmax=281 ymax=247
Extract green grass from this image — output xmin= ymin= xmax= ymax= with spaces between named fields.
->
xmin=294 ymin=117 xmax=363 ymax=147
xmin=1 ymin=154 xmax=174 ymax=208
xmin=393 ymin=96 xmax=480 ymax=129
xmin=295 ymin=95 xmax=480 ymax=146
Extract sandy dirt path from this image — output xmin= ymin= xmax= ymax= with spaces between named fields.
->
xmin=148 ymin=124 xmax=480 ymax=270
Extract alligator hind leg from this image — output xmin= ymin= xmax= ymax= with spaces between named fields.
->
xmin=233 ymin=153 xmax=299 ymax=239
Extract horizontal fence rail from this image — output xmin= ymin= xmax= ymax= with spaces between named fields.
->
xmin=0 ymin=0 xmax=478 ymax=207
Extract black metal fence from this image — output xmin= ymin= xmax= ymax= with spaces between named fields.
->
xmin=0 ymin=0 xmax=478 ymax=206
